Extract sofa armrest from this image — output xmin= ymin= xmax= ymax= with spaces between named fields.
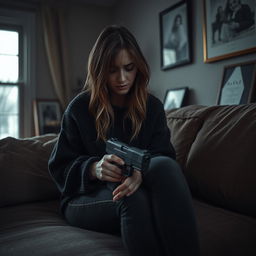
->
xmin=0 ymin=135 xmax=60 ymax=207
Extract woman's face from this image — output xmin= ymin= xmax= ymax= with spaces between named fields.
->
xmin=107 ymin=49 xmax=137 ymax=105
xmin=175 ymin=16 xmax=181 ymax=25
xmin=230 ymin=0 xmax=240 ymax=11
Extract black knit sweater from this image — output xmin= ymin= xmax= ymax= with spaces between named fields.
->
xmin=48 ymin=92 xmax=175 ymax=212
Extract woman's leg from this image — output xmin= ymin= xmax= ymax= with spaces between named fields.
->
xmin=64 ymin=184 xmax=120 ymax=234
xmin=64 ymin=183 xmax=163 ymax=256
xmin=143 ymin=156 xmax=200 ymax=256
xmin=116 ymin=187 xmax=163 ymax=256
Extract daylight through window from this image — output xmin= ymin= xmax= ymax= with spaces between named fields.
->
xmin=0 ymin=29 xmax=20 ymax=139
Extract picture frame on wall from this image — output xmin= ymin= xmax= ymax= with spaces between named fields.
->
xmin=217 ymin=61 xmax=256 ymax=105
xmin=203 ymin=0 xmax=256 ymax=63
xmin=33 ymin=99 xmax=62 ymax=136
xmin=159 ymin=0 xmax=192 ymax=70
xmin=163 ymin=87 xmax=188 ymax=110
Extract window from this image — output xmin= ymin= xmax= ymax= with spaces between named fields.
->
xmin=0 ymin=8 xmax=36 ymax=139
xmin=0 ymin=28 xmax=20 ymax=139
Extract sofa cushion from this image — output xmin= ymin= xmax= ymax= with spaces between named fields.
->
xmin=0 ymin=136 xmax=60 ymax=207
xmin=166 ymin=105 xmax=217 ymax=167
xmin=185 ymin=104 xmax=256 ymax=217
xmin=0 ymin=201 xmax=126 ymax=256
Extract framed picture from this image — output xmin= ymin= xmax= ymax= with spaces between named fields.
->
xmin=203 ymin=0 xmax=256 ymax=63
xmin=217 ymin=61 xmax=256 ymax=105
xmin=163 ymin=87 xmax=188 ymax=110
xmin=33 ymin=99 xmax=62 ymax=136
xmin=159 ymin=0 xmax=192 ymax=70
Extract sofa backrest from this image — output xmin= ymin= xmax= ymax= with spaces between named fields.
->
xmin=166 ymin=104 xmax=256 ymax=218
xmin=0 ymin=134 xmax=60 ymax=207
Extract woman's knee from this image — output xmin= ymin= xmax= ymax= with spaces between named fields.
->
xmin=116 ymin=187 xmax=150 ymax=216
xmin=144 ymin=156 xmax=183 ymax=186
xmin=148 ymin=156 xmax=181 ymax=176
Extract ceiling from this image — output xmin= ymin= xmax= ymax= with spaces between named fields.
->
xmin=28 ymin=0 xmax=119 ymax=6
xmin=75 ymin=0 xmax=118 ymax=6
xmin=0 ymin=0 xmax=120 ymax=11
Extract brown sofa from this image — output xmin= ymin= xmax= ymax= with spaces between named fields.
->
xmin=0 ymin=104 xmax=256 ymax=256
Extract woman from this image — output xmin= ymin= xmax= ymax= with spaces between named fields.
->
xmin=211 ymin=5 xmax=225 ymax=44
xmin=168 ymin=14 xmax=188 ymax=61
xmin=49 ymin=25 xmax=199 ymax=256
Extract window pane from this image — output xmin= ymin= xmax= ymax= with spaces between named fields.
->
xmin=0 ymin=30 xmax=19 ymax=55
xmin=0 ymin=55 xmax=19 ymax=82
xmin=0 ymin=85 xmax=19 ymax=139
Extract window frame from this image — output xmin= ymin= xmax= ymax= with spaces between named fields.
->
xmin=0 ymin=8 xmax=36 ymax=138
xmin=0 ymin=24 xmax=23 ymax=138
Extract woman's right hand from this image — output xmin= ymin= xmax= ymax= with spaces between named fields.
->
xmin=90 ymin=154 xmax=125 ymax=182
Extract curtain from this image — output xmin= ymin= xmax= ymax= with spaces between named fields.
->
xmin=41 ymin=4 xmax=71 ymax=109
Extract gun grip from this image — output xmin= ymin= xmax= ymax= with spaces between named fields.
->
xmin=114 ymin=164 xmax=133 ymax=177
xmin=122 ymin=165 xmax=133 ymax=177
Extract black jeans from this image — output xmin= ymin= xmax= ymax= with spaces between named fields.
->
xmin=64 ymin=156 xmax=200 ymax=256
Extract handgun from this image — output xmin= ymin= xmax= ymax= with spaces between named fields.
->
xmin=106 ymin=138 xmax=151 ymax=177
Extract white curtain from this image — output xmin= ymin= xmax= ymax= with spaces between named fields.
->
xmin=41 ymin=3 xmax=71 ymax=109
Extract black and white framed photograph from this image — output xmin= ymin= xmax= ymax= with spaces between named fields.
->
xmin=159 ymin=0 xmax=192 ymax=70
xmin=163 ymin=87 xmax=188 ymax=110
xmin=203 ymin=0 xmax=256 ymax=63
xmin=33 ymin=99 xmax=62 ymax=136
xmin=217 ymin=61 xmax=256 ymax=105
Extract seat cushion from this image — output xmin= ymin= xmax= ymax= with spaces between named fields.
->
xmin=0 ymin=201 xmax=126 ymax=256
xmin=193 ymin=199 xmax=256 ymax=256
xmin=1 ymin=199 xmax=255 ymax=256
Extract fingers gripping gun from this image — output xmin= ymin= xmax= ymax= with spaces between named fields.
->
xmin=106 ymin=138 xmax=151 ymax=177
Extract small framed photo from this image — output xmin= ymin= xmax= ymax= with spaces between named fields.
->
xmin=159 ymin=0 xmax=192 ymax=70
xmin=164 ymin=87 xmax=188 ymax=110
xmin=203 ymin=0 xmax=256 ymax=63
xmin=33 ymin=99 xmax=62 ymax=136
xmin=217 ymin=61 xmax=256 ymax=105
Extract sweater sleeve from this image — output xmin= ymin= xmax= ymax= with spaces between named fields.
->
xmin=48 ymin=110 xmax=100 ymax=197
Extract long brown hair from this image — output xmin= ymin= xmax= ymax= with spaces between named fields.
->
xmin=83 ymin=25 xmax=150 ymax=141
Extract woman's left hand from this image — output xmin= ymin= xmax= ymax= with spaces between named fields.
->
xmin=112 ymin=170 xmax=142 ymax=201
